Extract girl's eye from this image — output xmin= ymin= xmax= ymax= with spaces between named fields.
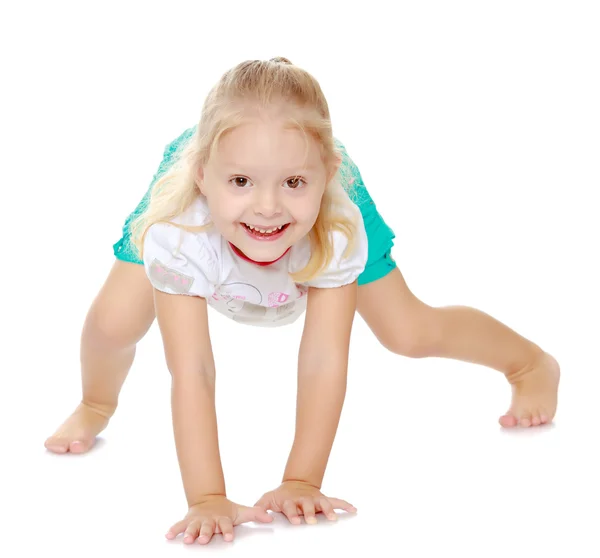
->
xmin=231 ymin=177 xmax=251 ymax=188
xmin=285 ymin=177 xmax=305 ymax=189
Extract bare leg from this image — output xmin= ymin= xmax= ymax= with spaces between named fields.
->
xmin=45 ymin=260 xmax=155 ymax=453
xmin=357 ymin=268 xmax=560 ymax=428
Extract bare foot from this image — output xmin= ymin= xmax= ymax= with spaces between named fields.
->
xmin=45 ymin=402 xmax=114 ymax=454
xmin=499 ymin=351 xmax=560 ymax=428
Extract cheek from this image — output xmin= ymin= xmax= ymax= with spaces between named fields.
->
xmin=205 ymin=195 xmax=240 ymax=225
xmin=292 ymin=202 xmax=321 ymax=228
xmin=299 ymin=191 xmax=324 ymax=224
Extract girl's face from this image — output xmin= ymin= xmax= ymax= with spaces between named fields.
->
xmin=198 ymin=113 xmax=334 ymax=262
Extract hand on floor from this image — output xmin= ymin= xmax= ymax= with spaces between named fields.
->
xmin=254 ymin=480 xmax=357 ymax=525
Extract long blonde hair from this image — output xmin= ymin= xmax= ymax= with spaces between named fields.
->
xmin=130 ymin=57 xmax=359 ymax=283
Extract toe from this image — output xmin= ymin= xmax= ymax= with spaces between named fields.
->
xmin=531 ymin=414 xmax=541 ymax=426
xmin=45 ymin=437 xmax=69 ymax=453
xmin=540 ymin=407 xmax=551 ymax=424
xmin=519 ymin=414 xmax=532 ymax=428
xmin=69 ymin=439 xmax=94 ymax=453
xmin=499 ymin=414 xmax=518 ymax=428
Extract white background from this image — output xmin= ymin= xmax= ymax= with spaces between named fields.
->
xmin=2 ymin=1 xmax=599 ymax=556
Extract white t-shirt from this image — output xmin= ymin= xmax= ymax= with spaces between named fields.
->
xmin=142 ymin=194 xmax=368 ymax=327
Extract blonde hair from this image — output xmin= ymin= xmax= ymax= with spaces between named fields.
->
xmin=130 ymin=57 xmax=359 ymax=283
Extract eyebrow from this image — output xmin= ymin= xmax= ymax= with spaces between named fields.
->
xmin=220 ymin=162 xmax=319 ymax=173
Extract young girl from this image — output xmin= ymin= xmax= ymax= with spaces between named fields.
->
xmin=45 ymin=57 xmax=560 ymax=545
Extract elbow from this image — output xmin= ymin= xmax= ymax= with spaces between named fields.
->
xmin=162 ymin=344 xmax=215 ymax=383
xmin=170 ymin=367 xmax=217 ymax=400
xmin=299 ymin=351 xmax=349 ymax=378
xmin=167 ymin=360 xmax=216 ymax=385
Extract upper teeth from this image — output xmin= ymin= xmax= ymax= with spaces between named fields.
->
xmin=246 ymin=224 xmax=285 ymax=233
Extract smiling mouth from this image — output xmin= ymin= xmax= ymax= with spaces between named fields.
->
xmin=241 ymin=222 xmax=290 ymax=238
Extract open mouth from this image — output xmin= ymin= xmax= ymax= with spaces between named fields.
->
xmin=241 ymin=222 xmax=290 ymax=240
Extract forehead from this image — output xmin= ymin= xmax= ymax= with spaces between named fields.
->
xmin=213 ymin=116 xmax=323 ymax=171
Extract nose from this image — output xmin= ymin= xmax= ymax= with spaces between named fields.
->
xmin=253 ymin=186 xmax=282 ymax=218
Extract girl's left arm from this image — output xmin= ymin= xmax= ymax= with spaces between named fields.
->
xmin=282 ymin=280 xmax=357 ymax=489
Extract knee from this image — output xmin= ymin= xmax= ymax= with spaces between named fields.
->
xmin=82 ymin=302 xmax=144 ymax=351
xmin=378 ymin=304 xmax=442 ymax=359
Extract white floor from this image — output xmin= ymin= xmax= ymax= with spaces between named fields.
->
xmin=4 ymin=2 xmax=599 ymax=556
xmin=7 ymin=289 xmax=600 ymax=557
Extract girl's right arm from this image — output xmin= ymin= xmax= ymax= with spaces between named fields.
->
xmin=153 ymin=289 xmax=226 ymax=504
xmin=142 ymin=225 xmax=272 ymax=543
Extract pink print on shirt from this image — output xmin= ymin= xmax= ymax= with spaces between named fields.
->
xmin=268 ymin=292 xmax=289 ymax=307
xmin=149 ymin=259 xmax=194 ymax=294
xmin=296 ymin=285 xmax=308 ymax=298
xmin=212 ymin=292 xmax=246 ymax=301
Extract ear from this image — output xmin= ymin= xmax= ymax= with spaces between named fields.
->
xmin=195 ymin=166 xmax=206 ymax=195
xmin=326 ymin=153 xmax=342 ymax=184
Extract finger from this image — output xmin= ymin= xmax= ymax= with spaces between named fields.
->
xmin=218 ymin=517 xmax=234 ymax=542
xmin=328 ymin=498 xmax=357 ymax=513
xmin=166 ymin=519 xmax=188 ymax=540
xmin=237 ymin=505 xmax=274 ymax=525
xmin=252 ymin=505 xmax=274 ymax=524
xmin=283 ymin=499 xmax=301 ymax=525
xmin=318 ymin=498 xmax=338 ymax=521
xmin=254 ymin=494 xmax=272 ymax=511
xmin=183 ymin=520 xmax=202 ymax=544
xmin=300 ymin=498 xmax=317 ymax=524
xmin=197 ymin=519 xmax=216 ymax=545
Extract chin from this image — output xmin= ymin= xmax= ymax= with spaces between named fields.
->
xmin=247 ymin=245 xmax=287 ymax=262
